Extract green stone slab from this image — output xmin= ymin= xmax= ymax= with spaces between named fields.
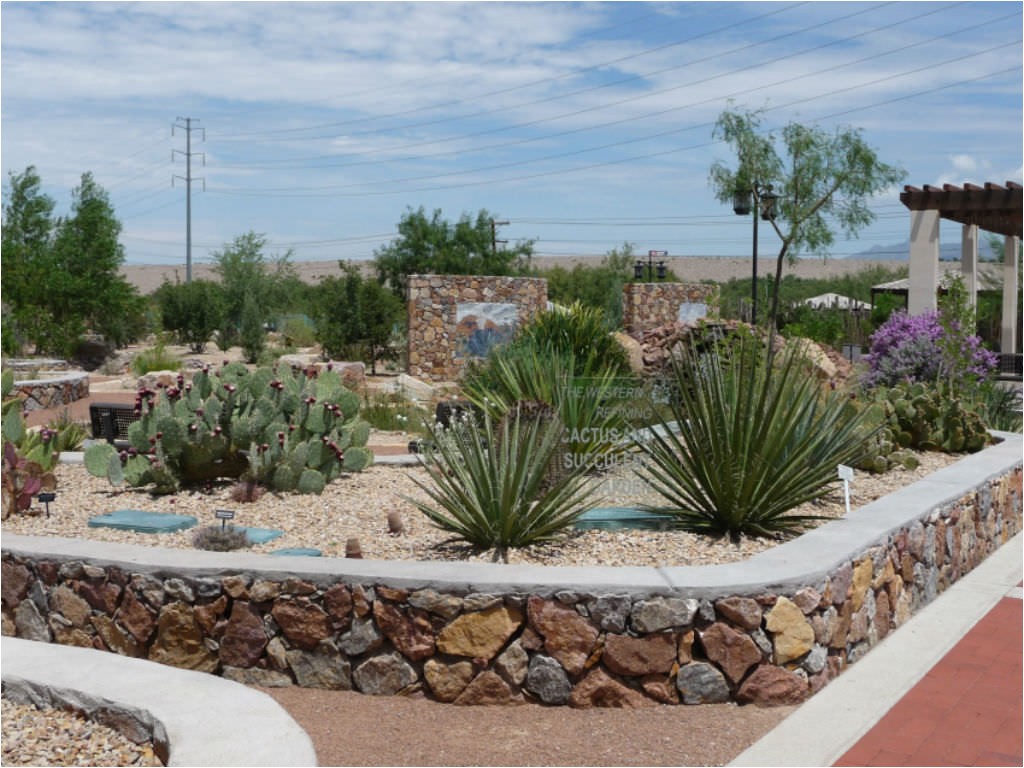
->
xmin=88 ymin=509 xmax=197 ymax=534
xmin=270 ymin=547 xmax=322 ymax=557
xmin=243 ymin=527 xmax=284 ymax=545
xmin=574 ymin=507 xmax=676 ymax=532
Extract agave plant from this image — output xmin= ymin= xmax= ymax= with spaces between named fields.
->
xmin=634 ymin=336 xmax=878 ymax=540
xmin=405 ymin=410 xmax=601 ymax=560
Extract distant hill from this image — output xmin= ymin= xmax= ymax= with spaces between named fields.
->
xmin=853 ymin=239 xmax=999 ymax=262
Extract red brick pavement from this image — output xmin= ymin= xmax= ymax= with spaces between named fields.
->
xmin=836 ymin=587 xmax=1023 ymax=767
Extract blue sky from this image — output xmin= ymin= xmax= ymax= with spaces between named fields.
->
xmin=2 ymin=1 xmax=1021 ymax=268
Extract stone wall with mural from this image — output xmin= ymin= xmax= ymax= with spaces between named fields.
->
xmin=406 ymin=275 xmax=547 ymax=382
xmin=622 ymin=283 xmax=720 ymax=337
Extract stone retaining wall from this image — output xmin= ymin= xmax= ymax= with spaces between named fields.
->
xmin=622 ymin=283 xmax=720 ymax=336
xmin=11 ymin=373 xmax=90 ymax=413
xmin=406 ymin=275 xmax=547 ymax=382
xmin=1 ymin=441 xmax=1020 ymax=708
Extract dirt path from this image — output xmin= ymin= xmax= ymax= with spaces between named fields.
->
xmin=262 ymin=686 xmax=795 ymax=767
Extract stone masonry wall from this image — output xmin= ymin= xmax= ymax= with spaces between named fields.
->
xmin=406 ymin=275 xmax=547 ymax=382
xmin=622 ymin=283 xmax=720 ymax=337
xmin=2 ymin=463 xmax=1019 ymax=709
xmin=12 ymin=373 xmax=90 ymax=413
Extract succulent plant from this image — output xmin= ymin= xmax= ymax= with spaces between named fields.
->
xmin=84 ymin=361 xmax=373 ymax=494
xmin=192 ymin=523 xmax=251 ymax=552
xmin=1 ymin=441 xmax=56 ymax=519
xmin=870 ymin=382 xmax=990 ymax=457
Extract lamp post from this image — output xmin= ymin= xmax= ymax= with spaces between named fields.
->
xmin=732 ymin=184 xmax=778 ymax=326
xmin=635 ymin=250 xmax=668 ymax=281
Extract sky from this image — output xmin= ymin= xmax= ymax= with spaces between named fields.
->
xmin=2 ymin=1 xmax=1021 ymax=270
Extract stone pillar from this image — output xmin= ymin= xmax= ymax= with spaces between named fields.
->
xmin=908 ymin=209 xmax=940 ymax=316
xmin=1002 ymin=235 xmax=1020 ymax=353
xmin=961 ymin=223 xmax=978 ymax=309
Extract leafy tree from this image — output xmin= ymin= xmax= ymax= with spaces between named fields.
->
xmin=313 ymin=263 xmax=404 ymax=372
xmin=374 ymin=207 xmax=535 ymax=300
xmin=210 ymin=231 xmax=297 ymax=349
xmin=2 ymin=168 xmax=143 ymax=357
xmin=1 ymin=166 xmax=55 ymax=352
xmin=239 ymin=293 xmax=266 ymax=363
xmin=155 ymin=279 xmax=226 ymax=353
xmin=709 ymin=107 xmax=906 ymax=341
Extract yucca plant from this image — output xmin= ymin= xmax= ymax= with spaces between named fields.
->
xmin=405 ymin=410 xmax=602 ymax=561
xmin=462 ymin=345 xmax=634 ymax=461
xmin=635 ymin=336 xmax=878 ymax=540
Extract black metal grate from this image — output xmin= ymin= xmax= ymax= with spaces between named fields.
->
xmin=89 ymin=403 xmax=138 ymax=443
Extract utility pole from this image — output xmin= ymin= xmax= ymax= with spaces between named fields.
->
xmin=172 ymin=117 xmax=205 ymax=283
xmin=490 ymin=218 xmax=509 ymax=257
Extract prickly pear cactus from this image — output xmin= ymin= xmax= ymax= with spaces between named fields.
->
xmin=83 ymin=362 xmax=373 ymax=494
xmin=870 ymin=381 xmax=990 ymax=457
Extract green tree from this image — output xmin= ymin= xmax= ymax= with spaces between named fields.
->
xmin=374 ymin=207 xmax=534 ymax=300
xmin=709 ymin=107 xmax=906 ymax=341
xmin=210 ymin=231 xmax=297 ymax=349
xmin=1 ymin=166 xmax=56 ymax=352
xmin=2 ymin=168 xmax=143 ymax=357
xmin=313 ymin=263 xmax=403 ymax=373
xmin=155 ymin=279 xmax=226 ymax=353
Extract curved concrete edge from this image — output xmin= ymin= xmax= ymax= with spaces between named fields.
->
xmin=0 ymin=637 xmax=318 ymax=767
xmin=729 ymin=531 xmax=1024 ymax=767
xmin=15 ymin=432 xmax=1023 ymax=598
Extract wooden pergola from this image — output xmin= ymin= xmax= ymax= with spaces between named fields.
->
xmin=899 ymin=180 xmax=1022 ymax=353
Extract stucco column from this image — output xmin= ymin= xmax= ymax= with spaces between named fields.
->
xmin=961 ymin=223 xmax=978 ymax=309
xmin=1002 ymin=235 xmax=1020 ymax=353
xmin=908 ymin=209 xmax=940 ymax=315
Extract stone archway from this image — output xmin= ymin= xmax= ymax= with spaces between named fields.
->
xmin=900 ymin=181 xmax=1022 ymax=353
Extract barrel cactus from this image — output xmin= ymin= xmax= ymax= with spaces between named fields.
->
xmin=83 ymin=362 xmax=373 ymax=494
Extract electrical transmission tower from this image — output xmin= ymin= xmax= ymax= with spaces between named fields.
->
xmin=172 ymin=117 xmax=205 ymax=282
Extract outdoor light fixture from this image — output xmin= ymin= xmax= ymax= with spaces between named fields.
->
xmin=635 ymin=250 xmax=668 ymax=281
xmin=733 ymin=183 xmax=778 ymax=326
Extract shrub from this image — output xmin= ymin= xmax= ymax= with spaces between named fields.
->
xmin=192 ymin=524 xmax=251 ymax=552
xmin=155 ymin=279 xmax=225 ymax=353
xmin=406 ymin=410 xmax=600 ymax=560
xmin=131 ymin=340 xmax=181 ymax=376
xmin=517 ymin=302 xmax=631 ymax=377
xmin=635 ymin=336 xmax=877 ymax=539
xmin=863 ymin=275 xmax=997 ymax=392
xmin=361 ymin=390 xmax=430 ymax=436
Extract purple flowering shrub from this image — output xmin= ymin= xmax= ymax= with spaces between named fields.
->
xmin=863 ymin=308 xmax=997 ymax=389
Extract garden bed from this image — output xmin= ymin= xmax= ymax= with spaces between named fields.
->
xmin=2 ymin=447 xmax=960 ymax=567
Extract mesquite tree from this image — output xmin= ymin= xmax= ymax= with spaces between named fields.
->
xmin=709 ymin=107 xmax=906 ymax=343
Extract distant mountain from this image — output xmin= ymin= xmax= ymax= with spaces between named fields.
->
xmin=851 ymin=239 xmax=999 ymax=262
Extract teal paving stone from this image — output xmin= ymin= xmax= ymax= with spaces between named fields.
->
xmin=270 ymin=547 xmax=322 ymax=557
xmin=88 ymin=509 xmax=197 ymax=534
xmin=574 ymin=507 xmax=677 ymax=532
xmin=242 ymin=527 xmax=284 ymax=545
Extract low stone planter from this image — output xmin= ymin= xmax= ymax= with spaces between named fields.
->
xmin=1 ymin=435 xmax=1020 ymax=708
xmin=11 ymin=372 xmax=90 ymax=412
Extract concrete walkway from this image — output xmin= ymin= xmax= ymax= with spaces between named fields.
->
xmin=731 ymin=532 xmax=1023 ymax=767
xmin=1 ymin=636 xmax=318 ymax=767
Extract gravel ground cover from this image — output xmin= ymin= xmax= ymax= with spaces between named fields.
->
xmin=2 ymin=442 xmax=958 ymax=566
xmin=1 ymin=697 xmax=162 ymax=767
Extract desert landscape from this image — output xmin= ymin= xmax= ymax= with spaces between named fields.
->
xmin=119 ymin=255 xmax=906 ymax=295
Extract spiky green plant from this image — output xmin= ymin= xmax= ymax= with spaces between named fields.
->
xmin=406 ymin=411 xmax=601 ymax=560
xmin=635 ymin=336 xmax=878 ymax=539
xmin=461 ymin=346 xmax=633 ymax=461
